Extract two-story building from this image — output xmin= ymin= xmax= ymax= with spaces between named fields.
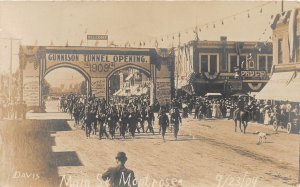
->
xmin=257 ymin=7 xmax=300 ymax=102
xmin=175 ymin=37 xmax=273 ymax=96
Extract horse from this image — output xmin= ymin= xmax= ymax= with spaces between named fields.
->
xmin=233 ymin=109 xmax=249 ymax=134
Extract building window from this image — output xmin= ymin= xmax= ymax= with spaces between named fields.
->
xmin=229 ymin=55 xmax=237 ymax=73
xmin=267 ymin=56 xmax=273 ymax=72
xmin=278 ymin=39 xmax=283 ymax=64
xmin=200 ymin=55 xmax=208 ymax=72
xmin=257 ymin=55 xmax=273 ymax=72
xmin=297 ymin=36 xmax=300 ymax=62
xmin=199 ymin=54 xmax=219 ymax=73
xmin=210 ymin=55 xmax=217 ymax=73
xmin=239 ymin=55 xmax=247 ymax=70
xmin=258 ymin=56 xmax=266 ymax=71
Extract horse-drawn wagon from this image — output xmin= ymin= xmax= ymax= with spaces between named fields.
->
xmin=271 ymin=112 xmax=300 ymax=134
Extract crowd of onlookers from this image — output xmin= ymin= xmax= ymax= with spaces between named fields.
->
xmin=173 ymin=94 xmax=300 ymax=126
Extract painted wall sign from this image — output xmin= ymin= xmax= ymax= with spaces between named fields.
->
xmin=46 ymin=53 xmax=150 ymax=63
xmin=241 ymin=70 xmax=267 ymax=78
xmin=87 ymin=35 xmax=108 ymax=40
xmin=91 ymin=78 xmax=106 ymax=98
xmin=23 ymin=77 xmax=40 ymax=107
xmin=156 ymin=78 xmax=171 ymax=104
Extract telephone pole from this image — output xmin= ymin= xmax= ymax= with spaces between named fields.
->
xmin=0 ymin=38 xmax=22 ymax=102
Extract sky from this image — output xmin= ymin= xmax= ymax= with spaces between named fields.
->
xmin=0 ymin=0 xmax=299 ymax=85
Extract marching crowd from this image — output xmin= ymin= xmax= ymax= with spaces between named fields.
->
xmin=59 ymin=93 xmax=300 ymax=140
xmin=60 ymin=94 xmax=181 ymax=141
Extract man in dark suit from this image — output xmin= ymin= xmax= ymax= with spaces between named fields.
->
xmin=171 ymin=107 xmax=182 ymax=140
xmin=102 ymin=152 xmax=137 ymax=187
xmin=158 ymin=109 xmax=169 ymax=141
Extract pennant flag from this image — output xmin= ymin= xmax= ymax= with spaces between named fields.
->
xmin=155 ymin=40 xmax=158 ymax=48
xmin=213 ymin=24 xmax=215 ymax=28
xmin=248 ymin=12 xmax=250 ymax=18
xmin=222 ymin=20 xmax=224 ymax=25
xmin=65 ymin=40 xmax=69 ymax=47
xmin=84 ymin=28 xmax=88 ymax=34
xmin=34 ymin=40 xmax=38 ymax=46
xmin=178 ymin=32 xmax=181 ymax=38
xmin=161 ymin=38 xmax=163 ymax=42
xmin=199 ymin=28 xmax=201 ymax=32
xmin=172 ymin=35 xmax=175 ymax=40
xmin=50 ymin=40 xmax=54 ymax=46
xmin=80 ymin=40 xmax=84 ymax=46
xmin=260 ymin=8 xmax=263 ymax=13
xmin=143 ymin=42 xmax=145 ymax=46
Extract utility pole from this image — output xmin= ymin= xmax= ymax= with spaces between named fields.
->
xmin=281 ymin=0 xmax=284 ymax=13
xmin=0 ymin=38 xmax=22 ymax=102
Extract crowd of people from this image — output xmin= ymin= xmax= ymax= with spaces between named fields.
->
xmin=171 ymin=94 xmax=300 ymax=126
xmin=60 ymin=94 xmax=182 ymax=141
xmin=59 ymin=92 xmax=300 ymax=140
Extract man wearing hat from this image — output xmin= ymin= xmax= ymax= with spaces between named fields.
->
xmin=170 ymin=107 xmax=182 ymax=140
xmin=158 ymin=109 xmax=169 ymax=141
xmin=102 ymin=152 xmax=137 ymax=187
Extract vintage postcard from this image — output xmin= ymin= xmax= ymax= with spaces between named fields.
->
xmin=0 ymin=1 xmax=299 ymax=187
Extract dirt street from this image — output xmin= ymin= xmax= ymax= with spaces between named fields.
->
xmin=0 ymin=101 xmax=299 ymax=187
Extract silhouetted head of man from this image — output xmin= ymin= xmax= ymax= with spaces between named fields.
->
xmin=115 ymin=152 xmax=127 ymax=165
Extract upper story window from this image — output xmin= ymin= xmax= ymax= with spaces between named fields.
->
xmin=199 ymin=54 xmax=219 ymax=73
xmin=257 ymin=55 xmax=273 ymax=72
xmin=228 ymin=54 xmax=247 ymax=72
xmin=297 ymin=36 xmax=300 ymax=62
xmin=278 ymin=39 xmax=283 ymax=64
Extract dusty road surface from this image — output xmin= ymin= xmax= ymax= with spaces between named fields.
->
xmin=0 ymin=100 xmax=299 ymax=187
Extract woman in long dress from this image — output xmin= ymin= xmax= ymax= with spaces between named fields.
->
xmin=264 ymin=107 xmax=271 ymax=125
xmin=212 ymin=101 xmax=217 ymax=118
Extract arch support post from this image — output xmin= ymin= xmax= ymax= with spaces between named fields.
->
xmin=90 ymin=77 xmax=106 ymax=99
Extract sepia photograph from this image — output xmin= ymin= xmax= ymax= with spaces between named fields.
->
xmin=0 ymin=1 xmax=300 ymax=187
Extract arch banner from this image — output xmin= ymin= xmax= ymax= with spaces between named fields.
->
xmin=19 ymin=46 xmax=175 ymax=107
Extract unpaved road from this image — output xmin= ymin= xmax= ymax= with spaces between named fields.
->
xmin=0 ymin=101 xmax=299 ymax=187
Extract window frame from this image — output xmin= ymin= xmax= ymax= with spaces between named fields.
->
xmin=199 ymin=53 xmax=219 ymax=73
xmin=257 ymin=54 xmax=273 ymax=72
xmin=228 ymin=53 xmax=247 ymax=72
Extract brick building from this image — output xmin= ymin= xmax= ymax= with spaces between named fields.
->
xmin=257 ymin=7 xmax=300 ymax=102
xmin=175 ymin=37 xmax=273 ymax=96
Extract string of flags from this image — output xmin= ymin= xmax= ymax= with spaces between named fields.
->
xmin=45 ymin=1 xmax=276 ymax=48
xmin=125 ymin=1 xmax=275 ymax=48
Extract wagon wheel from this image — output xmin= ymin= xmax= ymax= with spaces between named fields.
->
xmin=286 ymin=122 xmax=293 ymax=134
xmin=272 ymin=121 xmax=278 ymax=132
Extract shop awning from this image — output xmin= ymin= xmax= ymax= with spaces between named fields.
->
xmin=283 ymin=71 xmax=300 ymax=102
xmin=255 ymin=71 xmax=295 ymax=100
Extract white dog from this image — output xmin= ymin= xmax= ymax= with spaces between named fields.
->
xmin=256 ymin=131 xmax=267 ymax=144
